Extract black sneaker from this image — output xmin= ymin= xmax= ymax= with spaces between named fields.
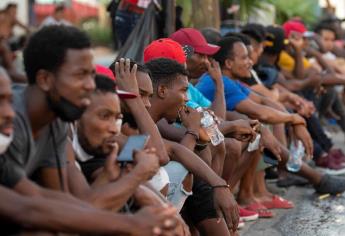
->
xmin=265 ymin=166 xmax=278 ymax=180
xmin=276 ymin=174 xmax=309 ymax=188
xmin=314 ymin=174 xmax=345 ymax=195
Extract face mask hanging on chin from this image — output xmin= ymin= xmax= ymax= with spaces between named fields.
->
xmin=0 ymin=133 xmax=13 ymax=154
xmin=46 ymin=94 xmax=86 ymax=122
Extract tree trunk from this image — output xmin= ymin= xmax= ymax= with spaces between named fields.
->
xmin=191 ymin=0 xmax=220 ymax=29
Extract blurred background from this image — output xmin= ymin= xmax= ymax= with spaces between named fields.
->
xmin=2 ymin=0 xmax=345 ymax=59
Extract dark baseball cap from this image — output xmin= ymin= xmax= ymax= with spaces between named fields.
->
xmin=264 ymin=25 xmax=287 ymax=55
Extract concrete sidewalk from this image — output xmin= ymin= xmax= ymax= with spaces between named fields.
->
xmin=240 ymin=131 xmax=345 ymax=236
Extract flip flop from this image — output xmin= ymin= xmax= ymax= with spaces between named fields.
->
xmin=261 ymin=195 xmax=294 ymax=209
xmin=244 ymin=202 xmax=274 ymax=218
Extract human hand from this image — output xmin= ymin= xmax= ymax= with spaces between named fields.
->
xmin=260 ymin=127 xmax=283 ymax=162
xmin=174 ymin=215 xmax=191 ymax=236
xmin=228 ymin=119 xmax=257 ymax=142
xmin=198 ymin=127 xmax=211 ymax=143
xmin=213 ymin=187 xmax=239 ymax=232
xmin=131 ymin=205 xmax=178 ymax=236
xmin=296 ymin=99 xmax=315 ymax=118
xmin=292 ymin=125 xmax=313 ymax=159
xmin=134 ymin=148 xmax=160 ymax=181
xmin=179 ymin=106 xmax=201 ymax=133
xmin=115 ymin=58 xmax=139 ymax=95
xmin=206 ymin=58 xmax=223 ymax=86
xmin=92 ymin=144 xmax=121 ymax=186
xmin=289 ymin=32 xmax=304 ymax=52
xmin=134 ymin=186 xmax=190 ymax=236
xmin=291 ymin=114 xmax=307 ymax=126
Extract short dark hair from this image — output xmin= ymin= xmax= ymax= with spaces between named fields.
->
xmin=5 ymin=3 xmax=17 ymax=10
xmin=213 ymin=36 xmax=244 ymax=67
xmin=241 ymin=23 xmax=266 ymax=43
xmin=224 ymin=32 xmax=251 ymax=46
xmin=200 ymin=27 xmax=222 ymax=44
xmin=23 ymin=25 xmax=91 ymax=84
xmin=145 ymin=58 xmax=188 ymax=89
xmin=55 ymin=4 xmax=65 ymax=13
xmin=94 ymin=74 xmax=117 ymax=94
xmin=314 ymin=23 xmax=337 ymax=38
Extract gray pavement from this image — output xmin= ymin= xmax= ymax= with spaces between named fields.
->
xmin=240 ymin=131 xmax=345 ymax=236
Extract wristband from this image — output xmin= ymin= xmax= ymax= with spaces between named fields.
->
xmin=185 ymin=130 xmax=199 ymax=140
xmin=212 ymin=184 xmax=230 ymax=189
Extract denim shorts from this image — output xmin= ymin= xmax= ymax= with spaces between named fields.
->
xmin=164 ymin=161 xmax=193 ymax=212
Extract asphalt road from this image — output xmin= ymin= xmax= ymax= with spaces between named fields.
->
xmin=241 ymin=131 xmax=345 ymax=236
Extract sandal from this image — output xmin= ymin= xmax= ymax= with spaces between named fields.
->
xmin=261 ymin=195 xmax=294 ymax=209
xmin=244 ymin=202 xmax=274 ymax=218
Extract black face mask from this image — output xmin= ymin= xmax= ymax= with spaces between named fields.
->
xmin=47 ymin=93 xmax=86 ymax=122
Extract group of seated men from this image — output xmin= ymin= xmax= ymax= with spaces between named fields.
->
xmin=2 ymin=13 xmax=345 ymax=236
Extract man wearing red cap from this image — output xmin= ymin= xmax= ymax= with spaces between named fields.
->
xmin=170 ymin=28 xmax=226 ymax=119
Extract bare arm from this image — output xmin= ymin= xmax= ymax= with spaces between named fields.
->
xmin=0 ymin=187 xmax=135 ymax=234
xmin=293 ymin=50 xmax=304 ymax=79
xmin=0 ymin=39 xmax=27 ymax=83
xmin=13 ymin=177 xmax=97 ymax=209
xmin=15 ymin=19 xmax=30 ymax=33
xmin=277 ymin=71 xmax=317 ymax=91
xmin=288 ymin=35 xmax=305 ymax=79
xmin=249 ymin=90 xmax=287 ymax=112
xmin=207 ymin=59 xmax=226 ymax=119
xmin=226 ymin=111 xmax=248 ymax=121
xmin=164 ymin=139 xmax=226 ymax=187
xmin=65 ymin=142 xmax=144 ymax=211
xmin=1 ymin=185 xmax=177 ymax=235
xmin=235 ymin=98 xmax=304 ymax=125
xmin=116 ymin=59 xmax=169 ymax=165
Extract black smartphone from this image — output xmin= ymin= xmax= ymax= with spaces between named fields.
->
xmin=263 ymin=148 xmax=279 ymax=166
xmin=117 ymin=135 xmax=150 ymax=163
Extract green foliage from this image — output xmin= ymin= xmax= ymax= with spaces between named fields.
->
xmin=266 ymin=0 xmax=321 ymax=25
xmin=238 ymin=0 xmax=263 ymax=21
xmin=81 ymin=19 xmax=112 ymax=47
xmin=176 ymin=0 xmax=321 ymax=27
xmin=176 ymin=0 xmax=193 ymax=27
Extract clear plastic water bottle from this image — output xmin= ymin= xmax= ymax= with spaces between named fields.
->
xmin=286 ymin=140 xmax=305 ymax=172
xmin=197 ymin=108 xmax=224 ymax=146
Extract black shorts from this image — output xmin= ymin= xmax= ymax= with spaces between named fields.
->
xmin=182 ymin=178 xmax=218 ymax=225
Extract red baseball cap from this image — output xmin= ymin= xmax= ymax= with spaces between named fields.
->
xmin=282 ymin=20 xmax=307 ymax=38
xmin=170 ymin=28 xmax=220 ymax=56
xmin=95 ymin=64 xmax=137 ymax=99
xmin=144 ymin=38 xmax=187 ymax=64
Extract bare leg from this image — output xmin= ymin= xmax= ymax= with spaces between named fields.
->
xmin=296 ymin=163 xmax=322 ymax=185
xmin=196 ymin=146 xmax=212 ymax=167
xmin=237 ymin=150 xmax=262 ymax=205
xmin=253 ymin=170 xmax=274 ymax=202
xmin=222 ymin=138 xmax=243 ymax=188
xmin=197 ymin=218 xmax=231 ymax=236
xmin=210 ymin=142 xmax=226 ymax=176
